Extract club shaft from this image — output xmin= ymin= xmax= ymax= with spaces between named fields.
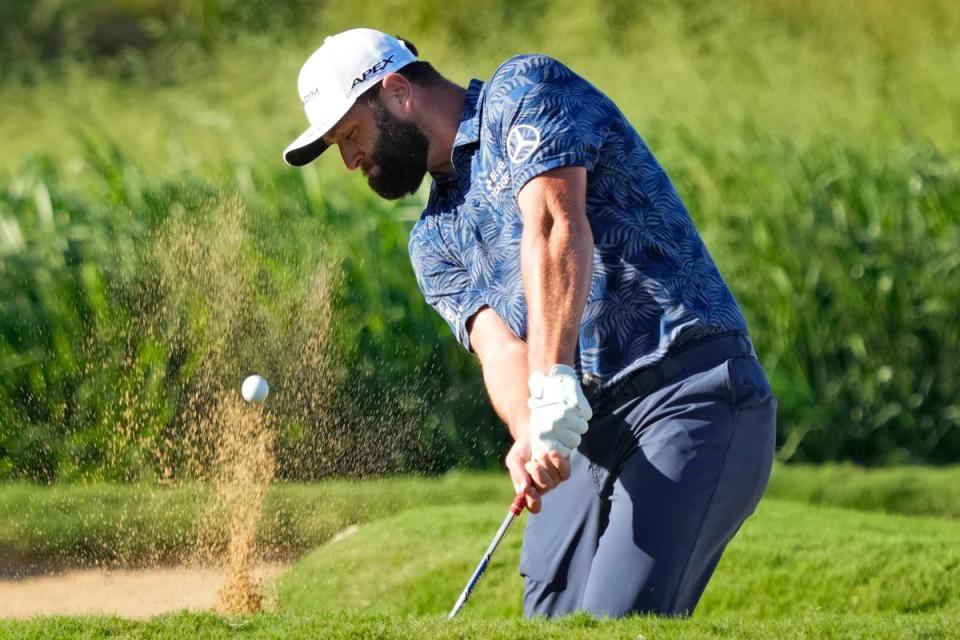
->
xmin=448 ymin=511 xmax=517 ymax=618
xmin=448 ymin=495 xmax=526 ymax=619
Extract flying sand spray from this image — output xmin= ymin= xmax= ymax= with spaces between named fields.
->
xmin=205 ymin=373 xmax=273 ymax=614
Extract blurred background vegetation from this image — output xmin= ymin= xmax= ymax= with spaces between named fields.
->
xmin=1 ymin=0 xmax=958 ymax=481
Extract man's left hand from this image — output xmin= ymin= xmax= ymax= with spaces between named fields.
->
xmin=528 ymin=364 xmax=593 ymax=458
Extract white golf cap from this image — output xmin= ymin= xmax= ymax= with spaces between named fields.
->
xmin=283 ymin=28 xmax=418 ymax=166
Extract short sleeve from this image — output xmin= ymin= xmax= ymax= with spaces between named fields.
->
xmin=408 ymin=221 xmax=486 ymax=353
xmin=485 ymin=55 xmax=612 ymax=195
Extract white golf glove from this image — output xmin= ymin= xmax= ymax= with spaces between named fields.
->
xmin=527 ymin=364 xmax=593 ymax=459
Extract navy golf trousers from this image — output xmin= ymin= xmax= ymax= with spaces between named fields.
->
xmin=520 ymin=334 xmax=777 ymax=618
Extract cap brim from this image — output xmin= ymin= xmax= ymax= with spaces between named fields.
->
xmin=283 ymin=126 xmax=330 ymax=166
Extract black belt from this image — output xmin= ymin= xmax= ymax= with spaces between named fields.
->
xmin=585 ymin=332 xmax=756 ymax=418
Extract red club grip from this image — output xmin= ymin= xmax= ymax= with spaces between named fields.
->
xmin=509 ymin=492 xmax=527 ymax=516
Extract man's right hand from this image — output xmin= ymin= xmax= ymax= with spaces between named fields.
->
xmin=505 ymin=436 xmax=571 ymax=514
xmin=467 ymin=308 xmax=578 ymax=514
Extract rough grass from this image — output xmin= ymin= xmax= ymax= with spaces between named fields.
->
xmin=3 ymin=1 xmax=960 ymax=476
xmin=277 ymin=499 xmax=960 ymax=619
xmin=2 ymin=0 xmax=958 ymax=180
xmin=3 ymin=467 xmax=960 ymax=637
xmin=766 ymin=464 xmax=960 ymax=519
xmin=0 ymin=473 xmax=514 ymax=568
xmin=1 ymin=612 xmax=957 ymax=640
xmin=4 ymin=465 xmax=960 ymax=568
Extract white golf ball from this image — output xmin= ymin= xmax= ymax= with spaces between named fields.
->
xmin=241 ymin=375 xmax=269 ymax=402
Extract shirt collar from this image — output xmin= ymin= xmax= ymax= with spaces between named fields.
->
xmin=453 ymin=79 xmax=485 ymax=150
xmin=432 ymin=79 xmax=485 ymax=189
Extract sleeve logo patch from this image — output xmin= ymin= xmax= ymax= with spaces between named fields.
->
xmin=507 ymin=125 xmax=541 ymax=164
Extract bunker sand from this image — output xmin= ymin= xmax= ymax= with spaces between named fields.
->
xmin=0 ymin=563 xmax=286 ymax=619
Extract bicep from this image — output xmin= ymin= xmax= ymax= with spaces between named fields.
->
xmin=517 ymin=166 xmax=588 ymax=228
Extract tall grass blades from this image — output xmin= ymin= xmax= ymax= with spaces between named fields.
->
xmin=2 ymin=0 xmax=959 ymax=477
xmin=675 ymin=139 xmax=960 ymax=463
xmin=2 ymin=136 xmax=959 ymax=479
xmin=0 ymin=150 xmax=502 ymax=481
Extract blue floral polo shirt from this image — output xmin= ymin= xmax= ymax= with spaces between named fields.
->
xmin=408 ymin=54 xmax=747 ymax=392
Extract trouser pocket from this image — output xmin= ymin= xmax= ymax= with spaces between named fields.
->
xmin=726 ymin=356 xmax=775 ymax=414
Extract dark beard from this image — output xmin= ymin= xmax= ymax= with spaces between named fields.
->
xmin=365 ymin=100 xmax=430 ymax=200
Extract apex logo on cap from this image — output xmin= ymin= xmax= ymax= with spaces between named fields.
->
xmin=352 ymin=55 xmax=395 ymax=89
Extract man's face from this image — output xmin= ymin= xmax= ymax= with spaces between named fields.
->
xmin=326 ymin=96 xmax=430 ymax=200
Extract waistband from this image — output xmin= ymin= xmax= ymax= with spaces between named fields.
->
xmin=586 ymin=332 xmax=756 ymax=418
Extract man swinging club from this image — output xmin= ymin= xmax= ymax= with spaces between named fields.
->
xmin=282 ymin=28 xmax=777 ymax=618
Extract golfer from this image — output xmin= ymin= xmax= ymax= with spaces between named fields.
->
xmin=283 ymin=28 xmax=777 ymax=618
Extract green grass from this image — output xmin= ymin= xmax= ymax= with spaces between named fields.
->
xmin=5 ymin=465 xmax=960 ymax=567
xmin=2 ymin=0 xmax=958 ymax=180
xmin=277 ymin=499 xmax=960 ymax=619
xmin=766 ymin=464 xmax=960 ymax=519
xmin=3 ymin=1 xmax=960 ymax=476
xmin=0 ymin=473 xmax=515 ymax=565
xmin=3 ymin=467 xmax=960 ymax=637
xmin=278 ymin=503 xmax=526 ymax=617
xmin=2 ymin=612 xmax=958 ymax=640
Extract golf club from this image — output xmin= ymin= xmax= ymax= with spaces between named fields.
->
xmin=448 ymin=492 xmax=527 ymax=619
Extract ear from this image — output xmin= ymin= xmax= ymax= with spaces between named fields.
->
xmin=380 ymin=72 xmax=414 ymax=113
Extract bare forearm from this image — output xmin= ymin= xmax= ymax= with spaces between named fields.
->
xmin=479 ymin=339 xmax=529 ymax=440
xmin=520 ymin=170 xmax=593 ymax=373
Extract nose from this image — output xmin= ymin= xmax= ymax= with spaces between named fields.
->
xmin=339 ymin=142 xmax=364 ymax=172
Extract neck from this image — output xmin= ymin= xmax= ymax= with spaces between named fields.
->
xmin=420 ymin=81 xmax=467 ymax=175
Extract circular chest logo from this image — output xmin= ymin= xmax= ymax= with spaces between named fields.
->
xmin=507 ymin=125 xmax=541 ymax=164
